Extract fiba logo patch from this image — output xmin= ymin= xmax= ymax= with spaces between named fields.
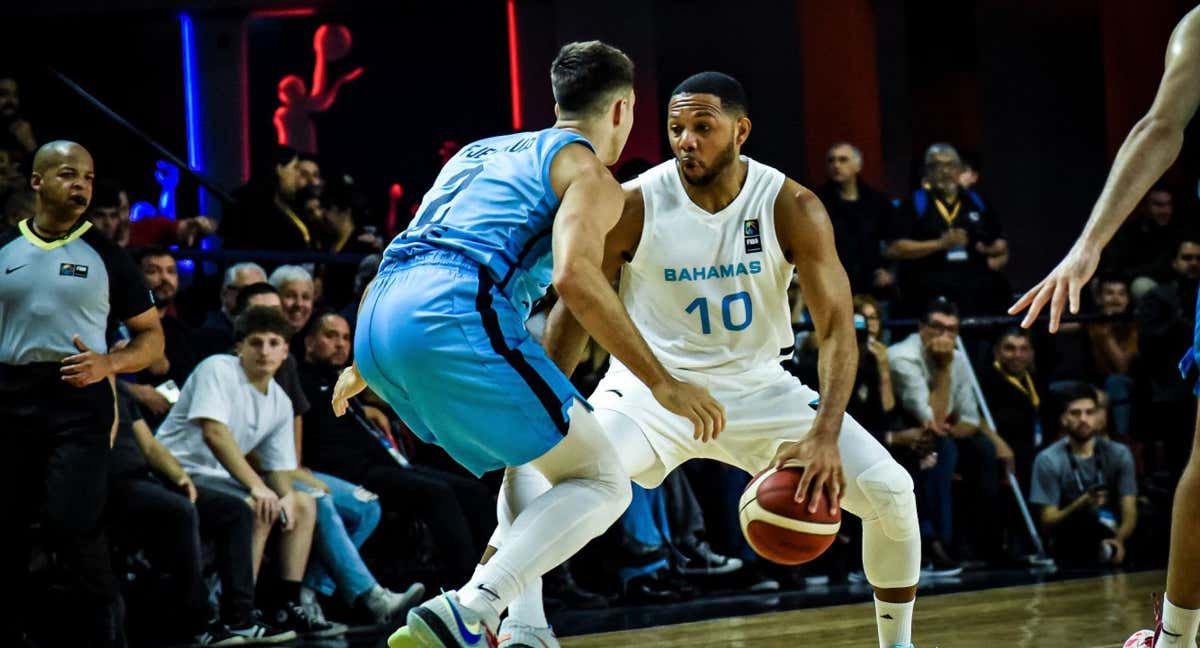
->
xmin=744 ymin=219 xmax=762 ymax=254
xmin=59 ymin=263 xmax=89 ymax=278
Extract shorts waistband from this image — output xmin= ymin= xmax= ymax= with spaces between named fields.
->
xmin=384 ymin=247 xmax=482 ymax=273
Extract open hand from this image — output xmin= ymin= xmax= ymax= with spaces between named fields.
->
xmin=771 ymin=431 xmax=844 ymax=515
xmin=332 ymin=363 xmax=368 ymax=416
xmin=61 ymin=335 xmax=113 ymax=387
xmin=1009 ymin=246 xmax=1100 ymax=332
xmin=651 ymin=378 xmax=726 ymax=442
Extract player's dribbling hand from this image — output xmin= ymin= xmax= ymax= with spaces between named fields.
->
xmin=651 ymin=378 xmax=726 ymax=442
xmin=1008 ymin=245 xmax=1100 ymax=332
xmin=771 ymin=429 xmax=844 ymax=515
xmin=61 ymin=335 xmax=114 ymax=387
xmin=332 ymin=363 xmax=368 ymax=417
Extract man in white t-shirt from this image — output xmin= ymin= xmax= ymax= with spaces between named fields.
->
xmin=157 ymin=305 xmax=342 ymax=640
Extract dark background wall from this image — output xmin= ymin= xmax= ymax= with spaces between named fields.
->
xmin=2 ymin=0 xmax=1197 ymax=289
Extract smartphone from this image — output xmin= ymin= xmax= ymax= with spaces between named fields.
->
xmin=279 ymin=508 xmax=289 ymax=527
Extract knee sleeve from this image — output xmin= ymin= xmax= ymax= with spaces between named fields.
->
xmin=856 ymin=459 xmax=921 ymax=589
xmin=856 ymin=459 xmax=919 ymax=541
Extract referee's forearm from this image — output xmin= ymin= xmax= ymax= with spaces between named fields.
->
xmin=109 ymin=327 xmax=165 ymax=375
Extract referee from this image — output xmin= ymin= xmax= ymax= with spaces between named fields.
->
xmin=1 ymin=141 xmax=164 ymax=646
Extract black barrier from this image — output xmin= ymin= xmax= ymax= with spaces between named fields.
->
xmin=793 ymin=311 xmax=1131 ymax=333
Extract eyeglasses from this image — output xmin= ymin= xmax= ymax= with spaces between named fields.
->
xmin=922 ymin=321 xmax=959 ymax=336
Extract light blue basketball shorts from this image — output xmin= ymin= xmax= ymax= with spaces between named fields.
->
xmin=354 ymin=248 xmax=588 ymax=476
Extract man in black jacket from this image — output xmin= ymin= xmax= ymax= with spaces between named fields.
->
xmin=814 ymin=142 xmax=896 ymax=298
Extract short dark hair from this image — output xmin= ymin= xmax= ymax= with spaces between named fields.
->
xmin=234 ymin=282 xmax=280 ymax=316
xmin=234 ymin=305 xmax=293 ymax=343
xmin=671 ymin=71 xmax=749 ymax=116
xmin=301 ymin=307 xmax=341 ymax=342
xmin=995 ymin=326 xmax=1029 ymax=346
xmin=1056 ymin=380 xmax=1098 ymax=419
xmin=90 ymin=178 xmax=122 ymax=210
xmin=922 ymin=296 xmax=960 ymax=323
xmin=1096 ymin=270 xmax=1130 ymax=288
xmin=135 ymin=246 xmax=175 ymax=265
xmin=1176 ymin=235 xmax=1200 ymax=257
xmin=550 ymin=41 xmax=635 ymax=117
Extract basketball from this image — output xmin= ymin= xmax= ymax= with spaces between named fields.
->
xmin=739 ymin=466 xmax=841 ymax=565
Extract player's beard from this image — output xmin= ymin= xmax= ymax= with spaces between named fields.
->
xmin=681 ymin=140 xmax=737 ymax=187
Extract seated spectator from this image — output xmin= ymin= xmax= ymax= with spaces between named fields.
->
xmin=220 ymin=145 xmax=315 ymax=251
xmin=118 ymin=249 xmax=203 ymax=426
xmin=87 ymin=179 xmax=130 ymax=246
xmin=1103 ymin=184 xmax=1181 ymax=289
xmin=884 ymin=143 xmax=1010 ymax=317
xmin=298 ymin=153 xmax=323 ymax=192
xmin=1030 ymin=383 xmax=1138 ymax=568
xmin=890 ymin=298 xmax=1008 ymax=568
xmin=198 ymin=262 xmax=268 ymax=343
xmin=1136 ymin=237 xmax=1200 ymax=479
xmin=269 ymin=264 xmax=316 ymax=348
xmin=815 ymin=142 xmax=896 ymax=298
xmin=297 ymin=311 xmax=496 ymax=588
xmin=311 ymin=175 xmax=385 ymax=311
xmin=0 ymin=75 xmax=38 ymax=157
xmin=1087 ymin=272 xmax=1138 ymax=439
xmin=980 ymin=328 xmax=1044 ymax=492
xmin=107 ymin=391 xmax=290 ymax=644
xmin=3 ymin=187 xmax=34 ymax=230
xmin=0 ymin=147 xmax=23 ymax=207
xmin=155 ymin=306 xmax=342 ymax=639
xmin=290 ymin=466 xmax=425 ymax=628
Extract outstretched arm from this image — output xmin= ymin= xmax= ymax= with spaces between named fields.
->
xmin=311 ymin=67 xmax=364 ymax=112
xmin=1011 ymin=7 xmax=1200 ymax=331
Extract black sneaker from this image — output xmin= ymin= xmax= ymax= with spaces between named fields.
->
xmin=191 ymin=622 xmax=246 ymax=646
xmin=273 ymin=600 xmax=347 ymax=639
xmin=674 ymin=540 xmax=744 ymax=576
xmin=226 ymin=611 xmax=296 ymax=645
xmin=543 ymin=563 xmax=608 ymax=609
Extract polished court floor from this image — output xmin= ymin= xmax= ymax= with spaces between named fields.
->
xmin=559 ymin=570 xmax=1165 ymax=648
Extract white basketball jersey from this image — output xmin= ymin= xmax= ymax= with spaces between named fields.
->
xmin=616 ymin=157 xmax=794 ymax=375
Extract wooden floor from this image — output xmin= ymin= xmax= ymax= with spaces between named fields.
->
xmin=561 ymin=571 xmax=1166 ymax=648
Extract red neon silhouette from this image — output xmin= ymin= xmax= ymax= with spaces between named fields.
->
xmin=506 ymin=0 xmax=522 ymax=129
xmin=273 ymin=24 xmax=363 ymax=154
xmin=386 ymin=182 xmax=403 ymax=237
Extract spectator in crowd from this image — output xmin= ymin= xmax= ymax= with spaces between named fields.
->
xmin=87 ymin=179 xmax=130 ymax=246
xmin=0 ymin=75 xmax=38 ymax=157
xmin=155 ymin=306 xmax=342 ymax=639
xmin=311 ymin=174 xmax=385 ymax=310
xmin=269 ymin=264 xmax=316 ymax=346
xmin=1136 ymin=237 xmax=1200 ymax=479
xmin=340 ymin=253 xmax=380 ymax=331
xmin=1103 ymin=184 xmax=1181 ymax=289
xmin=1030 ymin=383 xmax=1138 ymax=567
xmin=980 ymin=328 xmax=1044 ymax=491
xmin=199 ymin=262 xmax=268 ymax=341
xmin=884 ymin=143 xmax=1010 ymax=317
xmin=1087 ymin=272 xmax=1138 ymax=439
xmin=815 ymin=142 xmax=896 ymax=298
xmin=890 ymin=298 xmax=1011 ymax=568
xmin=0 ymin=147 xmax=24 ymax=205
xmin=107 ymin=391 xmax=291 ymax=645
xmin=3 ymin=187 xmax=34 ymax=229
xmin=129 ymin=212 xmax=218 ymax=249
xmin=296 ymin=311 xmax=497 ymax=588
xmin=220 ymin=145 xmax=314 ymax=251
xmin=298 ymin=153 xmax=323 ymax=193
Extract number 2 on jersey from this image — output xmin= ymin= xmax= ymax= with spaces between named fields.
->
xmin=685 ymin=291 xmax=753 ymax=334
xmin=413 ymin=164 xmax=484 ymax=226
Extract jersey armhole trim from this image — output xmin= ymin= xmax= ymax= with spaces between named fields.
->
xmin=541 ymin=133 xmax=596 ymax=212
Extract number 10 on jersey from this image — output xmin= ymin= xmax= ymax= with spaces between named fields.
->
xmin=685 ymin=291 xmax=753 ymax=334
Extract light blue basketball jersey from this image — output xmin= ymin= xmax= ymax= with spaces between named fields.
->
xmin=383 ymin=128 xmax=593 ymax=319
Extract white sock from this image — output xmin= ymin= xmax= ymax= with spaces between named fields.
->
xmin=874 ymin=597 xmax=914 ymax=648
xmin=1159 ymin=597 xmax=1200 ymax=646
xmin=507 ymin=576 xmax=548 ymax=628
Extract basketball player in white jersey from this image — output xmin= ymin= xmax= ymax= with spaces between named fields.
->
xmin=1011 ymin=8 xmax=1200 ymax=647
xmin=489 ymin=72 xmax=921 ymax=648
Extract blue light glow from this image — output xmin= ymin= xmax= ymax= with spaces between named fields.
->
xmin=179 ymin=14 xmax=208 ymax=215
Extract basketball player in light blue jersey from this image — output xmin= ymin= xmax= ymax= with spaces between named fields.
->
xmin=331 ymin=41 xmax=725 ymax=648
xmin=1011 ymin=8 xmax=1200 ymax=647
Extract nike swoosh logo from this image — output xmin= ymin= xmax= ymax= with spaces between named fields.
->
xmin=5 ymin=264 xmax=28 ymax=274
xmin=447 ymin=597 xmax=482 ymax=644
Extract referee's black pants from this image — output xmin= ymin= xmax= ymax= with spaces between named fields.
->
xmin=1 ymin=362 xmax=119 ymax=647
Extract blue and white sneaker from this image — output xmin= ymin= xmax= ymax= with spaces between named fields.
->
xmin=496 ymin=618 xmax=559 ymax=648
xmin=399 ymin=590 xmax=497 ymax=648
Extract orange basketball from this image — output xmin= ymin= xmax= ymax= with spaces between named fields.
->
xmin=739 ymin=466 xmax=841 ymax=565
